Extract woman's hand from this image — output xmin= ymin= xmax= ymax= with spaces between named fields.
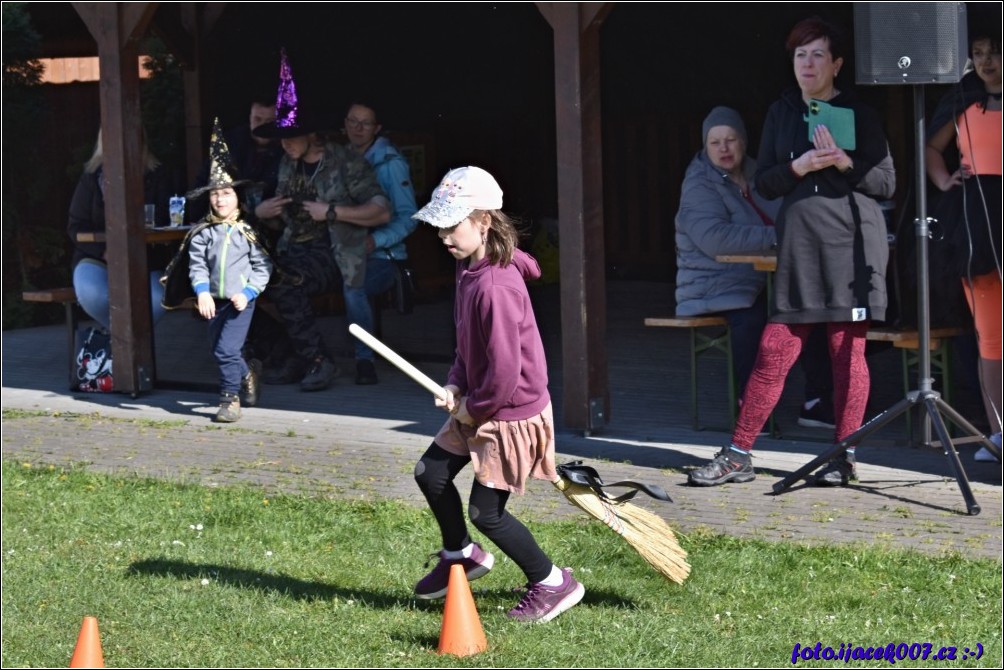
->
xmin=197 ymin=292 xmax=215 ymax=320
xmin=254 ymin=195 xmax=291 ymax=220
xmin=792 ymin=124 xmax=852 ymax=176
xmin=812 ymin=124 xmax=853 ymax=172
xmin=230 ymin=293 xmax=248 ymax=311
xmin=435 ymin=384 xmax=461 ymax=413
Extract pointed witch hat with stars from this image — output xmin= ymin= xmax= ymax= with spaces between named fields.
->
xmin=186 ymin=117 xmax=248 ymax=199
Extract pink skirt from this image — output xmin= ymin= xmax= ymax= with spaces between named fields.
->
xmin=434 ymin=402 xmax=558 ymax=495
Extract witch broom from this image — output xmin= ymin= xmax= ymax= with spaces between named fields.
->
xmin=349 ymin=324 xmax=690 ymax=584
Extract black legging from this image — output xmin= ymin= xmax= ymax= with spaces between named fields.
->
xmin=414 ymin=442 xmax=552 ymax=583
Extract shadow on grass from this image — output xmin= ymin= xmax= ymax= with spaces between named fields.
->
xmin=127 ymin=558 xmax=404 ymax=607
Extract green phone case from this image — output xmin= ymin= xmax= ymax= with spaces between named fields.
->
xmin=805 ymin=99 xmax=856 ymax=151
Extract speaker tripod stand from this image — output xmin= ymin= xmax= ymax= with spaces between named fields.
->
xmin=772 ymin=86 xmax=997 ymax=516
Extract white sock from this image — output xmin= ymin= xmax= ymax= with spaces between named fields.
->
xmin=538 ymin=564 xmax=564 ymax=587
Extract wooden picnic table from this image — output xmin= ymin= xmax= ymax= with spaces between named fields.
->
xmin=75 ymin=224 xmax=194 ymax=244
xmin=715 ymin=250 xmax=777 ymax=272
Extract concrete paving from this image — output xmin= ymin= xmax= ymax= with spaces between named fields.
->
xmin=3 ymin=281 xmax=1001 ymax=560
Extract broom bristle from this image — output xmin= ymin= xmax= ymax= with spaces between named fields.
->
xmin=555 ymin=479 xmax=691 ymax=584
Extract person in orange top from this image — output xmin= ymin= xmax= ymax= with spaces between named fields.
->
xmin=926 ymin=20 xmax=1002 ymax=463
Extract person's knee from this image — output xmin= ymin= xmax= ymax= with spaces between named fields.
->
xmin=414 ymin=456 xmax=443 ymax=496
xmin=468 ymin=500 xmax=502 ymax=534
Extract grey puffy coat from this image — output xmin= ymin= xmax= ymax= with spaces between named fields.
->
xmin=675 ymin=152 xmax=779 ymax=316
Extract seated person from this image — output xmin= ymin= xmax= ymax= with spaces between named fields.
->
xmin=252 ymin=52 xmax=391 ymax=392
xmin=343 ymin=99 xmax=419 ymax=382
xmin=675 ymin=106 xmax=833 ymax=427
xmin=68 ymin=129 xmax=172 ymax=331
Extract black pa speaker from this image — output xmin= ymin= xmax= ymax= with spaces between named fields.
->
xmin=854 ymin=2 xmax=967 ymax=85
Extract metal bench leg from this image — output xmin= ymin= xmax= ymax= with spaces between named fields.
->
xmin=689 ymin=327 xmax=699 ymax=430
xmin=66 ymin=301 xmax=78 ymax=391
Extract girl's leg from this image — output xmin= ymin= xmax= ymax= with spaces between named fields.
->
xmin=72 ymin=260 xmax=110 ymax=330
xmin=964 ymin=274 xmax=1003 ymax=436
xmin=414 ymin=443 xmax=473 ymax=551
xmin=468 ymin=480 xmax=552 ymax=583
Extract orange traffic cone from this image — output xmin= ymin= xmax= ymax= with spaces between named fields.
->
xmin=69 ymin=616 xmax=105 ymax=668
xmin=436 ymin=563 xmax=488 ymax=657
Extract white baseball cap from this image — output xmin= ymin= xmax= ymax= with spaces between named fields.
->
xmin=413 ymin=166 xmax=504 ymax=228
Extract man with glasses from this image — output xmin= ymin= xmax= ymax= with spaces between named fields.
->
xmin=344 ymin=101 xmax=419 ymax=384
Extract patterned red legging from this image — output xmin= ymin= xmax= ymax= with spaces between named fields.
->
xmin=733 ymin=321 xmax=870 ymax=450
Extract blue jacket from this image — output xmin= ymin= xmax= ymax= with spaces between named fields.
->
xmin=362 ymin=136 xmax=418 ymax=261
xmin=674 ymin=152 xmax=779 ymax=316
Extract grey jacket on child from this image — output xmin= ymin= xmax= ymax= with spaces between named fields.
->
xmin=189 ymin=220 xmax=272 ymax=301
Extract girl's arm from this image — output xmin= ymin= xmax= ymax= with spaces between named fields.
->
xmin=925 ymin=120 xmax=963 ymax=192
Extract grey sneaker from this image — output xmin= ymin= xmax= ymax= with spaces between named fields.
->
xmin=507 ymin=568 xmax=585 ymax=623
xmin=300 ymin=357 xmax=338 ymax=392
xmin=414 ymin=543 xmax=495 ymax=600
xmin=213 ymin=393 xmax=241 ymax=423
xmin=815 ymin=451 xmax=856 ymax=486
xmin=239 ymin=359 xmax=262 ymax=407
xmin=688 ymin=447 xmax=755 ymax=486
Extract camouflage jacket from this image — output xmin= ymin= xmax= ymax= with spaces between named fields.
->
xmin=273 ymin=142 xmax=387 ymax=288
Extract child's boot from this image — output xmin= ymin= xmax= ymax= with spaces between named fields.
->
xmin=214 ymin=393 xmax=241 ymax=423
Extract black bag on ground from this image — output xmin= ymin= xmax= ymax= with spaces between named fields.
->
xmin=74 ymin=326 xmax=114 ymax=392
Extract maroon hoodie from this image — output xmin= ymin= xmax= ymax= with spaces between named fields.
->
xmin=447 ymin=248 xmax=551 ymax=423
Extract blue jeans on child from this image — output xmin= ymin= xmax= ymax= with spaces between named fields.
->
xmin=208 ymin=300 xmax=255 ymax=396
xmin=73 ymin=258 xmax=166 ymax=330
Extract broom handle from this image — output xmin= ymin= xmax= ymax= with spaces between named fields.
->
xmin=348 ymin=323 xmax=449 ymax=401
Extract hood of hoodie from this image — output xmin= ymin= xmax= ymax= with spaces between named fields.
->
xmin=462 ymin=247 xmax=542 ymax=282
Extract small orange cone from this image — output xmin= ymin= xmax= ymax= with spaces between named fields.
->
xmin=69 ymin=616 xmax=105 ymax=668
xmin=436 ymin=563 xmax=488 ymax=657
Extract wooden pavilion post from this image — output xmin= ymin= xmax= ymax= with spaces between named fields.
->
xmin=74 ymin=2 xmax=160 ymax=396
xmin=538 ymin=2 xmax=612 ymax=433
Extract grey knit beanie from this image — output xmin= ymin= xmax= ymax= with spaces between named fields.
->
xmin=702 ymin=106 xmax=747 ymax=146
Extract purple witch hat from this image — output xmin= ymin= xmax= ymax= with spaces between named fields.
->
xmin=253 ymin=48 xmax=323 ymax=139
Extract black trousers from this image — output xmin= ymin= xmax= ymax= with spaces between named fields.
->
xmin=414 ymin=442 xmax=552 ymax=583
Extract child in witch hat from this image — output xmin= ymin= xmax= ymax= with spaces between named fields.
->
xmin=161 ymin=118 xmax=273 ymax=422
xmin=411 ymin=166 xmax=585 ymax=623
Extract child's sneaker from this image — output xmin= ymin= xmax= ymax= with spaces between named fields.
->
xmin=507 ymin=568 xmax=585 ymax=623
xmin=414 ymin=543 xmax=495 ymax=600
xmin=214 ymin=393 xmax=241 ymax=423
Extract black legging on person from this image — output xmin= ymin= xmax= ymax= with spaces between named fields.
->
xmin=414 ymin=442 xmax=552 ymax=583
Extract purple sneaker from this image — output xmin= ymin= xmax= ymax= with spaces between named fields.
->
xmin=414 ymin=543 xmax=495 ymax=600
xmin=507 ymin=568 xmax=585 ymax=623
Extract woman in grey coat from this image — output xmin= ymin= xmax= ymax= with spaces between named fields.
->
xmin=676 ymin=106 xmax=833 ymax=424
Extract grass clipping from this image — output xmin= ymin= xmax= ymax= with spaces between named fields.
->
xmin=554 ymin=477 xmax=691 ymax=584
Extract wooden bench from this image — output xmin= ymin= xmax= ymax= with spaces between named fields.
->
xmin=22 ymin=287 xmax=79 ymax=390
xmin=866 ymin=326 xmax=968 ymax=444
xmin=645 ymin=315 xmax=736 ymax=431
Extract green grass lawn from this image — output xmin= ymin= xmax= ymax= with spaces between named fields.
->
xmin=2 ymin=460 xmax=1001 ymax=668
